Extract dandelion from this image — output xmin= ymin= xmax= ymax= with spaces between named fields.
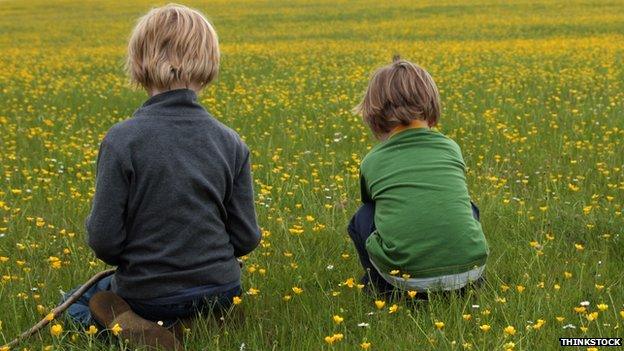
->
xmin=434 ymin=321 xmax=444 ymax=330
xmin=292 ymin=286 xmax=303 ymax=294
xmin=515 ymin=285 xmax=525 ymax=293
xmin=247 ymin=287 xmax=259 ymax=295
xmin=503 ymin=325 xmax=516 ymax=336
xmin=332 ymin=315 xmax=344 ymax=324
xmin=111 ymin=323 xmax=122 ymax=336
xmin=479 ymin=324 xmax=491 ymax=332
xmin=374 ymin=300 xmax=386 ymax=309
xmin=360 ymin=341 xmax=371 ymax=349
xmin=232 ymin=296 xmax=242 ymax=305
xmin=50 ymin=323 xmax=63 ymax=337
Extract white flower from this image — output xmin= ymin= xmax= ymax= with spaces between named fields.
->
xmin=326 ymin=265 xmax=334 ymax=270
xmin=157 ymin=321 xmax=164 ymax=326
xmin=580 ymin=301 xmax=590 ymax=306
xmin=239 ymin=343 xmax=246 ymax=351
xmin=357 ymin=323 xmax=370 ymax=328
xmin=471 ymin=304 xmax=480 ymax=309
xmin=563 ymin=324 xmax=576 ymax=329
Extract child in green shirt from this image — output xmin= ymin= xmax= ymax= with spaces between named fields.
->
xmin=348 ymin=57 xmax=489 ymax=296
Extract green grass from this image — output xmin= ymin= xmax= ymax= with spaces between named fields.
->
xmin=0 ymin=0 xmax=623 ymax=350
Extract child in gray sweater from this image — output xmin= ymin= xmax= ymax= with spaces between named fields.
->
xmin=64 ymin=4 xmax=260 ymax=348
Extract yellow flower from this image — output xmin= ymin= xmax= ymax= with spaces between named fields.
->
xmin=374 ymin=300 xmax=386 ymax=309
xmin=232 ymin=296 xmax=242 ymax=305
xmin=333 ymin=333 xmax=344 ymax=341
xmin=86 ymin=325 xmax=98 ymax=336
xmin=503 ymin=341 xmax=515 ymax=350
xmin=595 ymin=284 xmax=604 ymax=291
xmin=389 ymin=269 xmax=400 ymax=275
xmin=50 ymin=323 xmax=63 ymax=337
xmin=597 ymin=303 xmax=608 ymax=311
xmin=389 ymin=304 xmax=399 ymax=314
xmin=292 ymin=286 xmax=303 ymax=294
xmin=360 ymin=341 xmax=371 ymax=349
xmin=247 ymin=287 xmax=259 ymax=295
xmin=515 ymin=285 xmax=525 ymax=293
xmin=479 ymin=324 xmax=491 ymax=332
xmin=580 ymin=326 xmax=588 ymax=333
xmin=574 ymin=243 xmax=584 ymax=251
xmin=586 ymin=312 xmax=598 ymax=321
xmin=45 ymin=312 xmax=55 ymax=321
xmin=407 ymin=290 xmax=417 ymax=298
xmin=574 ymin=306 xmax=587 ymax=314
xmin=110 ymin=323 xmax=122 ymax=336
xmin=434 ymin=321 xmax=445 ymax=330
xmin=556 ymin=316 xmax=565 ymax=322
xmin=462 ymin=314 xmax=472 ymax=321
xmin=343 ymin=278 xmax=355 ymax=288
xmin=503 ymin=325 xmax=516 ymax=335
xmin=332 ymin=315 xmax=344 ymax=324
xmin=564 ymin=271 xmax=572 ymax=279
xmin=587 ymin=348 xmax=598 ymax=351
xmin=532 ymin=319 xmax=545 ymax=330
xmin=283 ymin=295 xmax=292 ymax=301
xmin=324 ymin=335 xmax=336 ymax=345
xmin=620 ymin=310 xmax=624 ymax=319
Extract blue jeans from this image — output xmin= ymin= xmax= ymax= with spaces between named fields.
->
xmin=63 ymin=275 xmax=241 ymax=328
xmin=347 ymin=201 xmax=480 ymax=296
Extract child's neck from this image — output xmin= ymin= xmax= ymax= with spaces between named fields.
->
xmin=388 ymin=119 xmax=429 ymax=138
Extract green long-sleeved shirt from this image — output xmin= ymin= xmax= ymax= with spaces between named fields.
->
xmin=361 ymin=128 xmax=488 ymax=278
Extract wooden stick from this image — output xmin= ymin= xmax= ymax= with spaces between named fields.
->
xmin=2 ymin=269 xmax=116 ymax=349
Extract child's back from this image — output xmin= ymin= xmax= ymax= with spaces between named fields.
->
xmin=87 ymin=89 xmax=260 ymax=300
xmin=360 ymin=128 xmax=487 ymax=280
xmin=348 ymin=57 xmax=488 ymax=294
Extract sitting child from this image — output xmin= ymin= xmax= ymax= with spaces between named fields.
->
xmin=64 ymin=4 xmax=261 ymax=349
xmin=347 ymin=57 xmax=488 ymax=296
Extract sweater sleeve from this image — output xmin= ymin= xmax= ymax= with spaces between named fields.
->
xmin=226 ymin=145 xmax=261 ymax=257
xmin=86 ymin=139 xmax=128 ymax=266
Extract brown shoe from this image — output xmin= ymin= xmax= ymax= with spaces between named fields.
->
xmin=89 ymin=291 xmax=182 ymax=350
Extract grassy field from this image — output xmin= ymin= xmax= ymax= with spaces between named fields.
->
xmin=1 ymin=0 xmax=623 ymax=350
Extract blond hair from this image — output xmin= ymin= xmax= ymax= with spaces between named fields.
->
xmin=126 ymin=3 xmax=220 ymax=90
xmin=354 ymin=56 xmax=441 ymax=139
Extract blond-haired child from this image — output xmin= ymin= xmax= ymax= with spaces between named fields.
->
xmin=348 ymin=57 xmax=488 ymax=296
xmin=64 ymin=4 xmax=260 ymax=348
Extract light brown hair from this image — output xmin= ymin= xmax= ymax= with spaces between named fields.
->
xmin=354 ymin=56 xmax=441 ymax=139
xmin=126 ymin=3 xmax=220 ymax=91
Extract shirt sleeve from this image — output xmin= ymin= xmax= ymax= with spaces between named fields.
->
xmin=226 ymin=144 xmax=261 ymax=257
xmin=86 ymin=139 xmax=129 ymax=266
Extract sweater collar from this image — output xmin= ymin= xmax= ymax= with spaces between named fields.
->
xmin=135 ymin=89 xmax=206 ymax=116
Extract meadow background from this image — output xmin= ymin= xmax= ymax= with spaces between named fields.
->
xmin=1 ymin=0 xmax=623 ymax=350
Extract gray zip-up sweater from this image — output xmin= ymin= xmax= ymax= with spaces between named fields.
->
xmin=86 ymin=89 xmax=261 ymax=300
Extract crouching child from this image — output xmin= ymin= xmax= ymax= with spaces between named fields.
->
xmin=347 ymin=57 xmax=488 ymax=297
